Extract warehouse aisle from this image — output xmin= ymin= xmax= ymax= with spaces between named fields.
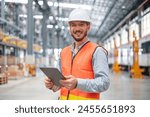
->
xmin=101 ymin=72 xmax=150 ymax=100
xmin=0 ymin=70 xmax=150 ymax=100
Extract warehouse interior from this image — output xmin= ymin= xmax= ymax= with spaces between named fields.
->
xmin=0 ymin=0 xmax=150 ymax=100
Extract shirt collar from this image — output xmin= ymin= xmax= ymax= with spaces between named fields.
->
xmin=70 ymin=40 xmax=89 ymax=51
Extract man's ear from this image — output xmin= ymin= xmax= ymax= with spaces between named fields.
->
xmin=87 ymin=23 xmax=91 ymax=31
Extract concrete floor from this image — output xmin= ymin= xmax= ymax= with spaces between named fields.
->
xmin=0 ymin=70 xmax=150 ymax=100
xmin=0 ymin=69 xmax=59 ymax=100
xmin=101 ymin=72 xmax=150 ymax=100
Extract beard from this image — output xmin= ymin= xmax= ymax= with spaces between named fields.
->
xmin=71 ymin=30 xmax=88 ymax=42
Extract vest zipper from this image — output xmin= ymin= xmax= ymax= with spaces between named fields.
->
xmin=66 ymin=55 xmax=74 ymax=100
xmin=66 ymin=41 xmax=90 ymax=100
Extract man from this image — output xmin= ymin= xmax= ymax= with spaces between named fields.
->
xmin=45 ymin=8 xmax=110 ymax=100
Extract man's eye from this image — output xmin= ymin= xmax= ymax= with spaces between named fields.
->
xmin=71 ymin=25 xmax=75 ymax=27
xmin=79 ymin=24 xmax=84 ymax=26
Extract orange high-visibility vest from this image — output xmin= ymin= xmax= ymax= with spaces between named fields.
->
xmin=60 ymin=41 xmax=100 ymax=100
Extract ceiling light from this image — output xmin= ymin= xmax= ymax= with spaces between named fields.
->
xmin=55 ymin=2 xmax=91 ymax=10
xmin=49 ymin=16 xmax=53 ymax=20
xmin=55 ymin=25 xmax=58 ymax=29
xmin=19 ymin=14 xmax=43 ymax=19
xmin=33 ymin=15 xmax=43 ymax=19
xmin=38 ymin=1 xmax=43 ymax=5
xmin=1 ymin=0 xmax=28 ymax=4
xmin=19 ymin=14 xmax=27 ymax=18
xmin=0 ymin=0 xmax=91 ymax=10
xmin=19 ymin=14 xmax=68 ymax=21
xmin=48 ymin=2 xmax=53 ymax=6
xmin=122 ymin=6 xmax=126 ymax=9
xmin=47 ymin=25 xmax=53 ymax=29
xmin=61 ymin=26 xmax=65 ymax=30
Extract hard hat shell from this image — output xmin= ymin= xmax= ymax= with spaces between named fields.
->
xmin=68 ymin=8 xmax=91 ymax=23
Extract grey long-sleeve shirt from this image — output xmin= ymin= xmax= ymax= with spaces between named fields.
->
xmin=58 ymin=41 xmax=110 ymax=93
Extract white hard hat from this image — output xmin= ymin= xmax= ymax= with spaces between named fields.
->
xmin=68 ymin=8 xmax=91 ymax=23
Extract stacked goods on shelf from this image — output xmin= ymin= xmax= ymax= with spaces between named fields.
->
xmin=0 ymin=32 xmax=42 ymax=79
xmin=7 ymin=56 xmax=16 ymax=65
xmin=33 ymin=44 xmax=42 ymax=53
xmin=0 ymin=73 xmax=8 ymax=85
xmin=16 ymin=39 xmax=27 ymax=49
xmin=2 ymin=35 xmax=42 ymax=53
xmin=0 ymin=31 xmax=4 ymax=41
xmin=0 ymin=66 xmax=8 ymax=85
xmin=0 ymin=55 xmax=5 ymax=65
xmin=7 ymin=65 xmax=24 ymax=79
xmin=28 ymin=64 xmax=36 ymax=76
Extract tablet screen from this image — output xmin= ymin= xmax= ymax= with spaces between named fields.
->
xmin=40 ymin=67 xmax=65 ymax=86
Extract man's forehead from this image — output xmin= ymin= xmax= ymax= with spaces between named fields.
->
xmin=69 ymin=21 xmax=88 ymax=24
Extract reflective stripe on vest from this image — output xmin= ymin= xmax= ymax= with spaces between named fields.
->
xmin=60 ymin=41 xmax=100 ymax=100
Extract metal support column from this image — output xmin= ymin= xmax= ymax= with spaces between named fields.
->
xmin=1 ymin=0 xmax=5 ymax=19
xmin=27 ymin=0 xmax=34 ymax=55
xmin=138 ymin=7 xmax=143 ymax=39
xmin=14 ymin=4 xmax=20 ymax=36
xmin=126 ymin=21 xmax=130 ymax=44
xmin=119 ymin=32 xmax=123 ymax=65
xmin=26 ymin=0 xmax=36 ymax=76
xmin=15 ymin=4 xmax=19 ymax=27
xmin=126 ymin=21 xmax=131 ymax=73
xmin=41 ymin=12 xmax=48 ymax=57
xmin=3 ymin=45 xmax=7 ymax=66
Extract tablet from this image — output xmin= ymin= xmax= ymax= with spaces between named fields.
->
xmin=40 ymin=67 xmax=65 ymax=87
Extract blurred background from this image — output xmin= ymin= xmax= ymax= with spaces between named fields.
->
xmin=0 ymin=0 xmax=150 ymax=100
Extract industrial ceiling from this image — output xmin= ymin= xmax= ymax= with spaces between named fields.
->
xmin=38 ymin=0 xmax=144 ymax=40
xmin=0 ymin=0 xmax=146 ymax=47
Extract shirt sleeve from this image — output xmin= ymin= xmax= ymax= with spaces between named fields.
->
xmin=76 ymin=47 xmax=110 ymax=93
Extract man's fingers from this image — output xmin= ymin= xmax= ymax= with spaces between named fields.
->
xmin=45 ymin=77 xmax=52 ymax=83
xmin=45 ymin=79 xmax=51 ymax=84
xmin=64 ymin=75 xmax=72 ymax=79
xmin=45 ymin=82 xmax=53 ymax=89
xmin=59 ymin=77 xmax=77 ymax=90
xmin=59 ymin=80 xmax=68 ymax=85
xmin=45 ymin=77 xmax=51 ymax=81
xmin=44 ymin=77 xmax=54 ymax=89
xmin=59 ymin=79 xmax=72 ymax=88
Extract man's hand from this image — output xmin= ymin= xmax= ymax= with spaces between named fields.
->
xmin=44 ymin=77 xmax=54 ymax=89
xmin=44 ymin=77 xmax=60 ymax=92
xmin=59 ymin=75 xmax=77 ymax=90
